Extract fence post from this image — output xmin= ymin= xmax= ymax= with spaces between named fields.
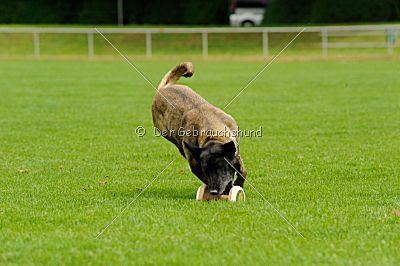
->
xmin=146 ymin=31 xmax=152 ymax=57
xmin=202 ymin=31 xmax=208 ymax=58
xmin=262 ymin=30 xmax=269 ymax=56
xmin=87 ymin=32 xmax=94 ymax=59
xmin=33 ymin=32 xmax=40 ymax=57
xmin=387 ymin=28 xmax=395 ymax=55
xmin=322 ymin=29 xmax=328 ymax=56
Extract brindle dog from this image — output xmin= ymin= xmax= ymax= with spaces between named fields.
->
xmin=152 ymin=62 xmax=247 ymax=195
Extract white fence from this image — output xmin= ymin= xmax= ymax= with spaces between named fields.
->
xmin=0 ymin=24 xmax=399 ymax=58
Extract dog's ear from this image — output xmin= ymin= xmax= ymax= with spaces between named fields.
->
xmin=184 ymin=142 xmax=203 ymax=160
xmin=222 ymin=141 xmax=236 ymax=159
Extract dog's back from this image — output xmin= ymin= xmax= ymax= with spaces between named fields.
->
xmin=152 ymin=62 xmax=238 ymax=149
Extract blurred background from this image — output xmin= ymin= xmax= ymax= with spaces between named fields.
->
xmin=0 ymin=0 xmax=399 ymax=59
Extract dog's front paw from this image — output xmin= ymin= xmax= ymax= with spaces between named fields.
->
xmin=233 ymin=179 xmax=244 ymax=187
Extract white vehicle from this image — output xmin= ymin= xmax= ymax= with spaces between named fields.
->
xmin=229 ymin=0 xmax=268 ymax=27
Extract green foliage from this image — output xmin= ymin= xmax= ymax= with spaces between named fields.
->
xmin=0 ymin=0 xmax=82 ymax=24
xmin=77 ymin=0 xmax=117 ymax=24
xmin=125 ymin=0 xmax=183 ymax=24
xmin=123 ymin=0 xmax=230 ymax=25
xmin=263 ymin=0 xmax=400 ymax=24
xmin=310 ymin=0 xmax=400 ymax=23
xmin=264 ymin=0 xmax=314 ymax=24
xmin=0 ymin=0 xmax=229 ymax=25
xmin=182 ymin=0 xmax=230 ymax=25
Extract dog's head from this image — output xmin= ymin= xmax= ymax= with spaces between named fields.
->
xmin=184 ymin=141 xmax=236 ymax=195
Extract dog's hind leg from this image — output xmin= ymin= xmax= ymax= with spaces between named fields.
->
xmin=233 ymin=156 xmax=247 ymax=187
xmin=178 ymin=146 xmax=186 ymax=158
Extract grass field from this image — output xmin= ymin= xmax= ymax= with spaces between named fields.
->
xmin=1 ymin=58 xmax=400 ymax=264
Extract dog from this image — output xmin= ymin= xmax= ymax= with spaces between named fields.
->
xmin=152 ymin=62 xmax=247 ymax=195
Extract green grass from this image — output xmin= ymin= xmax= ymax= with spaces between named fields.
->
xmin=1 ymin=58 xmax=400 ymax=264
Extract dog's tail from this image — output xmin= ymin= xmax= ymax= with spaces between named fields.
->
xmin=158 ymin=62 xmax=194 ymax=89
